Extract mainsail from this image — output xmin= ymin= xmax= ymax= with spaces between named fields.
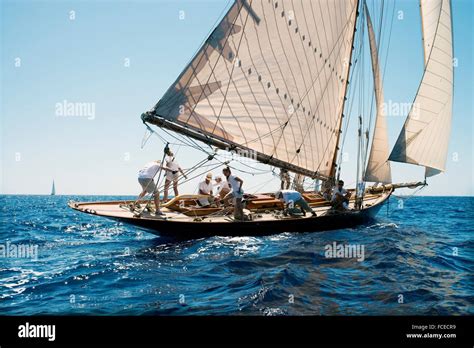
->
xmin=144 ymin=0 xmax=359 ymax=180
xmin=363 ymin=2 xmax=392 ymax=184
xmin=389 ymin=0 xmax=453 ymax=177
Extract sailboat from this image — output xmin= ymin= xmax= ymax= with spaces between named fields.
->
xmin=69 ymin=0 xmax=453 ymax=238
xmin=51 ymin=180 xmax=56 ymax=196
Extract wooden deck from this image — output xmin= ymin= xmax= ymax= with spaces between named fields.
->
xmin=68 ymin=190 xmax=388 ymax=224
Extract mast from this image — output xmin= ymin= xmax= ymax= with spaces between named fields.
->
xmin=355 ymin=115 xmax=363 ymax=208
xmin=330 ymin=0 xmax=360 ymax=180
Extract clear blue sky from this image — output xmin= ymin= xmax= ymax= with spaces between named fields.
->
xmin=1 ymin=0 xmax=472 ymax=196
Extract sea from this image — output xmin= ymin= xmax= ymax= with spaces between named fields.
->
xmin=0 ymin=195 xmax=472 ymax=315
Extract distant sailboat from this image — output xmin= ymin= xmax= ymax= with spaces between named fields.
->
xmin=51 ymin=180 xmax=56 ymax=196
xmin=69 ymin=0 xmax=454 ymax=238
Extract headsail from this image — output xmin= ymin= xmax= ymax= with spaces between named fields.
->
xmin=145 ymin=0 xmax=359 ymax=180
xmin=363 ymin=2 xmax=392 ymax=184
xmin=389 ymin=0 xmax=453 ymax=177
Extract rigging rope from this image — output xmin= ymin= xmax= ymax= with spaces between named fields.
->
xmin=157 ymin=0 xmax=233 ymax=113
xmin=388 ymin=184 xmax=427 ymax=216
xmin=143 ymin=120 xmax=274 ymax=181
xmin=391 ymin=184 xmax=427 ymax=201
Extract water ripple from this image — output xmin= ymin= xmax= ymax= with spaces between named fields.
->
xmin=0 ymin=195 xmax=472 ymax=315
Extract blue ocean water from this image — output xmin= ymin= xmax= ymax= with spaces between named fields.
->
xmin=0 ymin=195 xmax=472 ymax=315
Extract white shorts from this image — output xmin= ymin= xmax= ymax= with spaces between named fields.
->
xmin=138 ymin=178 xmax=157 ymax=194
xmin=165 ymin=171 xmax=179 ymax=181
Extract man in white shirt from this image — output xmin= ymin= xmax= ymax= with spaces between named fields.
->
xmin=276 ymin=189 xmax=317 ymax=217
xmin=197 ymin=172 xmax=215 ymax=206
xmin=331 ymin=180 xmax=351 ymax=210
xmin=163 ymin=149 xmax=187 ymax=201
xmin=137 ymin=160 xmax=169 ymax=215
xmin=222 ymin=167 xmax=244 ymax=221
xmin=214 ymin=176 xmax=230 ymax=199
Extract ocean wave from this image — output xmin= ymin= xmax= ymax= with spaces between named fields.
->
xmin=367 ymin=222 xmax=399 ymax=229
xmin=0 ymin=195 xmax=472 ymax=315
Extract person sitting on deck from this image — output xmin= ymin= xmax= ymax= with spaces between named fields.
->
xmin=197 ymin=172 xmax=215 ymax=207
xmin=280 ymin=168 xmax=291 ymax=190
xmin=214 ymin=176 xmax=230 ymax=199
xmin=276 ymin=189 xmax=317 ymax=217
xmin=137 ymin=160 xmax=170 ymax=216
xmin=221 ymin=167 xmax=244 ymax=221
xmin=331 ymin=180 xmax=351 ymax=210
xmin=321 ymin=180 xmax=333 ymax=201
xmin=163 ymin=148 xmax=187 ymax=202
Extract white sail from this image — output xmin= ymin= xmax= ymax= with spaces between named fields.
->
xmin=389 ymin=0 xmax=453 ymax=177
xmin=149 ymin=0 xmax=359 ymax=179
xmin=363 ymin=2 xmax=392 ymax=184
xmin=51 ymin=180 xmax=56 ymax=196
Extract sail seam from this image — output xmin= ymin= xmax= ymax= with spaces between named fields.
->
xmin=179 ymin=2 xmax=246 ymax=142
xmin=291 ymin=0 xmax=331 ymax=169
xmin=253 ymin=1 xmax=304 ymax=162
xmin=271 ymin=0 xmax=316 ymax=169
xmin=291 ymin=21 xmax=355 ymax=171
xmin=231 ymin=15 xmax=283 ymax=155
xmin=275 ymin=2 xmax=358 ymax=173
xmin=388 ymin=0 xmax=448 ymax=168
xmin=210 ymin=3 xmax=266 ymax=151
xmin=210 ymin=1 xmax=254 ymax=142
xmin=156 ymin=1 xmax=236 ymax=113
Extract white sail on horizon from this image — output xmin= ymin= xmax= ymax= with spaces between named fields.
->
xmin=389 ymin=0 xmax=453 ymax=177
xmin=363 ymin=2 xmax=392 ymax=184
xmin=152 ymin=0 xmax=359 ymax=179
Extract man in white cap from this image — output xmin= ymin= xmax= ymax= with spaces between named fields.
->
xmin=197 ymin=172 xmax=215 ymax=206
xmin=199 ymin=172 xmax=214 ymax=195
xmin=163 ymin=148 xmax=187 ymax=201
xmin=331 ymin=179 xmax=351 ymax=210
xmin=213 ymin=175 xmax=229 ymax=198
xmin=222 ymin=167 xmax=244 ymax=220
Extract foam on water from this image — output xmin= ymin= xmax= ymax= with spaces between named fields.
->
xmin=0 ymin=195 xmax=472 ymax=315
